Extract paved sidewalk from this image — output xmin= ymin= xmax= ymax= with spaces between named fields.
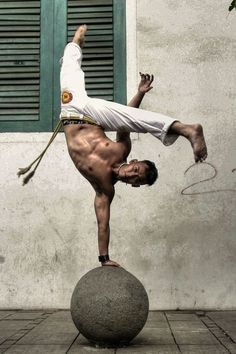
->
xmin=0 ymin=310 xmax=235 ymax=353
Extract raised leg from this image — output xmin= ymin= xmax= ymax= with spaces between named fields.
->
xmin=169 ymin=122 xmax=207 ymax=163
xmin=73 ymin=24 xmax=87 ymax=48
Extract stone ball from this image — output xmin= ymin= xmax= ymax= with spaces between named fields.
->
xmin=70 ymin=266 xmax=149 ymax=347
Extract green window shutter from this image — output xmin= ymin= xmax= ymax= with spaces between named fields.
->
xmin=67 ymin=0 xmax=114 ymax=101
xmin=0 ymin=1 xmax=41 ymax=130
xmin=0 ymin=0 xmax=54 ymax=132
xmin=0 ymin=0 xmax=126 ymax=132
xmin=67 ymin=0 xmax=126 ymax=104
xmin=53 ymin=0 xmax=126 ymax=126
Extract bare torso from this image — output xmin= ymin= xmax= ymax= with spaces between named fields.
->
xmin=63 ymin=124 xmax=129 ymax=193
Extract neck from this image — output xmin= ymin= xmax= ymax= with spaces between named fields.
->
xmin=113 ymin=162 xmax=127 ymax=181
xmin=117 ymin=162 xmax=127 ymax=175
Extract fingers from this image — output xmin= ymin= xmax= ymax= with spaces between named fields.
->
xmin=139 ymin=72 xmax=146 ymax=81
xmin=102 ymin=260 xmax=121 ymax=267
xmin=195 ymin=153 xmax=208 ymax=163
xmin=146 ymin=86 xmax=153 ymax=92
xmin=150 ymin=74 xmax=154 ymax=84
xmin=139 ymin=72 xmax=154 ymax=83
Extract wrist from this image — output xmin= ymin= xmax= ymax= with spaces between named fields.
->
xmin=98 ymin=254 xmax=110 ymax=263
xmin=137 ymin=90 xmax=145 ymax=97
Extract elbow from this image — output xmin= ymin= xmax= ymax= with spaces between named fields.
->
xmin=98 ymin=223 xmax=109 ymax=233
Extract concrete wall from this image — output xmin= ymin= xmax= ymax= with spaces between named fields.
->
xmin=0 ymin=0 xmax=236 ymax=309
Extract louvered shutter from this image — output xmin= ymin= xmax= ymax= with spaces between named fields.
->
xmin=0 ymin=1 xmax=40 ymax=122
xmin=0 ymin=0 xmax=126 ymax=132
xmin=67 ymin=0 xmax=114 ymax=101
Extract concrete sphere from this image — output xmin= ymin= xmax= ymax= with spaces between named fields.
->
xmin=70 ymin=266 xmax=149 ymax=347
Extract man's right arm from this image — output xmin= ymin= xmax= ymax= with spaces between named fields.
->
xmin=94 ymin=188 xmax=120 ymax=267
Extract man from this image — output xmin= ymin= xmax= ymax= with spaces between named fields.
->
xmin=58 ymin=25 xmax=207 ymax=267
xmin=19 ymin=25 xmax=207 ymax=267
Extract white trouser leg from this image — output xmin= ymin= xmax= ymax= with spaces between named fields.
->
xmin=83 ymin=98 xmax=179 ymax=146
xmin=60 ymin=43 xmax=178 ymax=145
xmin=60 ymin=42 xmax=89 ymax=112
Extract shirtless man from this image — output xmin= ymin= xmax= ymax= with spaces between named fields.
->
xmin=61 ymin=25 xmax=207 ymax=267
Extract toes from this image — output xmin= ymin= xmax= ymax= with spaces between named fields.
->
xmin=197 ymin=154 xmax=207 ymax=163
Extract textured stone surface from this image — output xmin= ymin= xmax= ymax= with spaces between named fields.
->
xmin=179 ymin=345 xmax=229 ymax=354
xmin=70 ymin=267 xmax=149 ymax=347
xmin=3 ymin=345 xmax=69 ymax=354
xmin=0 ymin=310 xmax=234 ymax=353
xmin=117 ymin=344 xmax=180 ymax=353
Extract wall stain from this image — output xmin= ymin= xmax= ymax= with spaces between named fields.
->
xmin=0 ymin=255 xmax=5 ymax=264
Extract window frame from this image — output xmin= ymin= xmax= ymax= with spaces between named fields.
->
xmin=0 ymin=0 xmax=127 ymax=132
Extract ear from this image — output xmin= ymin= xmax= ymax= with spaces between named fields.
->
xmin=129 ymin=159 xmax=138 ymax=164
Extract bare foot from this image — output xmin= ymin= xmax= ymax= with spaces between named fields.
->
xmin=187 ymin=124 xmax=208 ymax=163
xmin=72 ymin=24 xmax=87 ymax=48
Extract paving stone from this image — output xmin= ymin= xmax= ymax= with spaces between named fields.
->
xmin=224 ymin=333 xmax=236 ymax=344
xmin=217 ymin=320 xmax=236 ymax=330
xmin=45 ymin=311 xmax=72 ymax=322
xmin=6 ymin=313 xmax=44 ymax=321
xmin=0 ymin=321 xmax=30 ymax=344
xmin=68 ymin=334 xmax=114 ymax=353
xmin=117 ymin=344 xmax=180 ymax=353
xmin=224 ymin=343 xmax=236 ymax=354
xmin=210 ymin=320 xmax=236 ymax=341
xmin=145 ymin=320 xmax=170 ymax=329
xmin=4 ymin=344 xmax=69 ymax=354
xmin=0 ymin=349 xmax=9 ymax=354
xmin=130 ymin=328 xmax=175 ymax=345
xmin=21 ymin=325 xmax=36 ymax=330
xmin=207 ymin=311 xmax=236 ymax=321
xmin=16 ymin=317 xmax=78 ymax=345
xmin=147 ymin=312 xmax=166 ymax=322
xmin=0 ymin=312 xmax=16 ymax=321
xmin=179 ymin=344 xmax=229 ymax=353
xmin=31 ymin=320 xmax=43 ymax=325
xmin=166 ymin=310 xmax=196 ymax=314
xmin=8 ymin=333 xmax=27 ymax=341
xmin=0 ymin=321 xmax=30 ymax=332
xmin=0 ymin=339 xmax=16 ymax=348
xmin=166 ymin=314 xmax=200 ymax=321
xmin=1 ymin=310 xmax=236 ymax=354
xmin=169 ymin=321 xmax=207 ymax=331
xmin=195 ymin=311 xmax=205 ymax=317
xmin=209 ymin=328 xmax=226 ymax=337
xmin=173 ymin=330 xmax=220 ymax=345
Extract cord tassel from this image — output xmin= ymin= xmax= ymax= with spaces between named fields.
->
xmin=22 ymin=171 xmax=35 ymax=185
xmin=17 ymin=120 xmax=63 ymax=185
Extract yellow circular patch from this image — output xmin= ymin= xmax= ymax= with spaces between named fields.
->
xmin=61 ymin=91 xmax=73 ymax=104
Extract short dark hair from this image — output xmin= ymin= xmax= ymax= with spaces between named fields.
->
xmin=141 ymin=160 xmax=158 ymax=186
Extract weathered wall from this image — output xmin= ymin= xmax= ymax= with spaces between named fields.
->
xmin=0 ymin=0 xmax=236 ymax=309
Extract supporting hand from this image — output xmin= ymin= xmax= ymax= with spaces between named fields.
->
xmin=102 ymin=259 xmax=121 ymax=267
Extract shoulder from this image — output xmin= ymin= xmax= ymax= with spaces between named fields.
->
xmin=92 ymin=180 xmax=115 ymax=201
xmin=116 ymin=132 xmax=131 ymax=156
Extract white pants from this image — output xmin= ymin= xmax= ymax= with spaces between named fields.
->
xmin=60 ymin=42 xmax=178 ymax=146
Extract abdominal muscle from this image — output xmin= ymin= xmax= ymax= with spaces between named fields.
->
xmin=63 ymin=124 xmax=115 ymax=183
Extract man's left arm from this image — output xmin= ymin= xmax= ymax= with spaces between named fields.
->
xmin=128 ymin=72 xmax=154 ymax=108
xmin=116 ymin=72 xmax=154 ymax=142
